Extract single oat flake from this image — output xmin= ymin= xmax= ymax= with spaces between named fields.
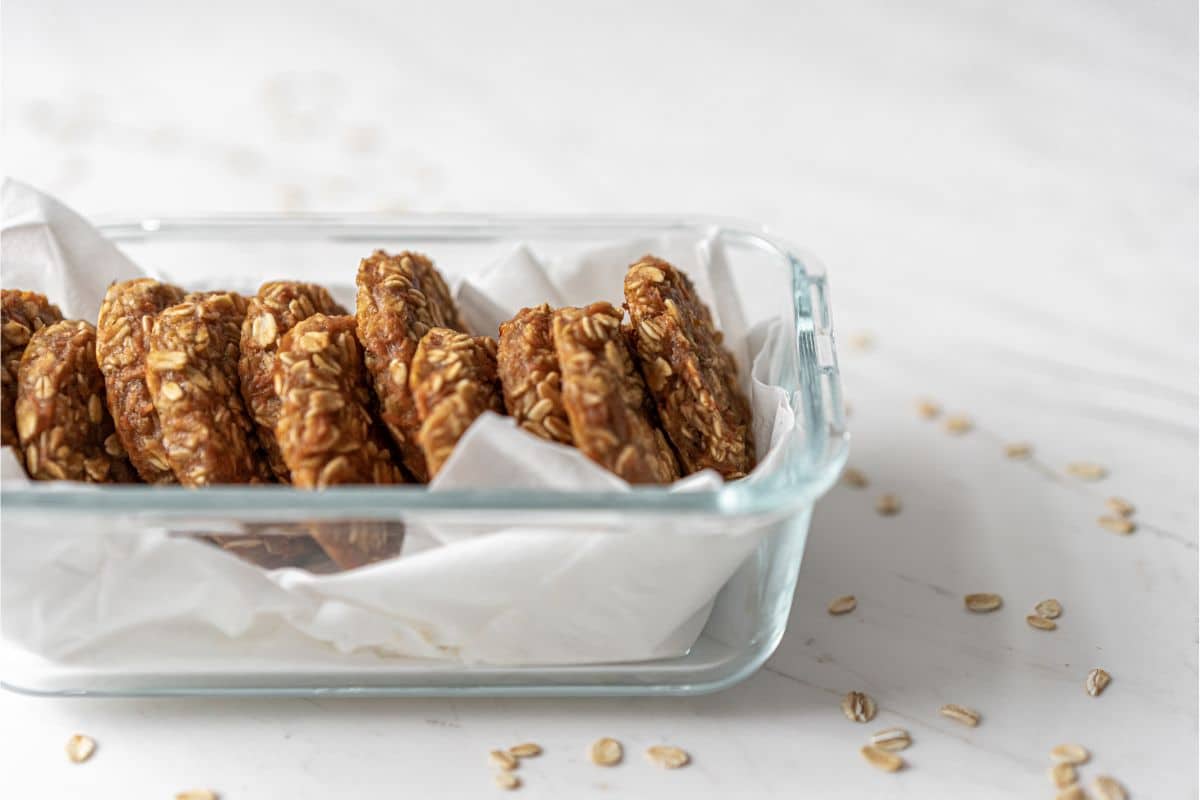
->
xmin=938 ymin=704 xmax=980 ymax=727
xmin=848 ymin=332 xmax=875 ymax=352
xmin=916 ymin=399 xmax=941 ymax=420
xmin=875 ymin=494 xmax=901 ymax=516
xmin=841 ymin=691 xmax=877 ymax=723
xmin=842 ymin=467 xmax=868 ymax=488
xmin=1026 ymin=614 xmax=1057 ymax=631
xmin=489 ymin=749 xmax=518 ymax=771
xmin=589 ymin=737 xmax=623 ymax=766
xmin=1066 ymin=461 xmax=1108 ymax=481
xmin=1056 ymin=786 xmax=1086 ymax=800
xmin=1091 ymin=776 xmax=1128 ymax=800
xmin=65 ymin=734 xmax=96 ymax=763
xmin=175 ymin=791 xmax=218 ymax=800
xmin=1085 ymin=668 xmax=1112 ymax=697
xmin=1105 ymin=497 xmax=1135 ymax=517
xmin=645 ymin=745 xmax=690 ymax=769
xmin=964 ymin=593 xmax=1003 ymax=613
xmin=493 ymin=772 xmax=521 ymax=791
xmin=1004 ymin=442 xmax=1032 ymax=459
xmin=860 ymin=745 xmax=904 ymax=773
xmin=828 ymin=595 xmax=857 ymax=615
xmin=870 ymin=728 xmax=912 ymax=752
xmin=1098 ymin=516 xmax=1136 ymax=535
xmin=1035 ymin=598 xmax=1063 ymax=619
xmin=508 ymin=743 xmax=542 ymax=758
xmin=1048 ymin=762 xmax=1077 ymax=789
xmin=1050 ymin=743 xmax=1090 ymax=765
xmin=944 ymin=415 xmax=973 ymax=434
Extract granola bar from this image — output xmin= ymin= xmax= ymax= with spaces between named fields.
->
xmin=15 ymin=319 xmax=137 ymax=482
xmin=275 ymin=314 xmax=405 ymax=568
xmin=145 ymin=291 xmax=268 ymax=485
xmin=497 ymin=304 xmax=574 ymax=445
xmin=96 ymin=278 xmax=186 ymax=482
xmin=355 ymin=250 xmax=467 ymax=481
xmin=238 ymin=281 xmax=347 ymax=480
xmin=553 ymin=303 xmax=680 ymax=484
xmin=409 ymin=327 xmax=504 ymax=477
xmin=624 ymin=256 xmax=755 ymax=479
xmin=2 ymin=290 xmax=63 ymax=455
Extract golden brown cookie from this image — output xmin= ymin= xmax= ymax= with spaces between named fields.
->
xmin=204 ymin=528 xmax=328 ymax=570
xmin=553 ymin=303 xmax=680 ymax=484
xmin=2 ymin=290 xmax=63 ymax=455
xmin=238 ymin=281 xmax=347 ymax=480
xmin=409 ymin=327 xmax=504 ymax=478
xmin=497 ymin=304 xmax=573 ymax=445
xmin=624 ymin=256 xmax=755 ymax=479
xmin=275 ymin=314 xmax=405 ymax=569
xmin=145 ymin=291 xmax=267 ymax=485
xmin=355 ymin=250 xmax=467 ymax=481
xmin=14 ymin=319 xmax=137 ymax=482
xmin=96 ymin=278 xmax=186 ymax=483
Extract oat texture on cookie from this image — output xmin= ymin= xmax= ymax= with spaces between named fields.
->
xmin=2 ymin=289 xmax=63 ymax=456
xmin=497 ymin=303 xmax=573 ymax=445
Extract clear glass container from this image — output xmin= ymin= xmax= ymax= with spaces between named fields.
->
xmin=1 ymin=215 xmax=847 ymax=697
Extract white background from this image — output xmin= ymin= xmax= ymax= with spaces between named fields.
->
xmin=2 ymin=0 xmax=1196 ymax=797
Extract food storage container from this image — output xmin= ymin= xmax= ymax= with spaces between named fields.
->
xmin=1 ymin=215 xmax=847 ymax=697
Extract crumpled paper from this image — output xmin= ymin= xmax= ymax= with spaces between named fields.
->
xmin=1 ymin=179 xmax=798 ymax=669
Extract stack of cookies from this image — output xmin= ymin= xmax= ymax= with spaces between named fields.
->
xmin=1 ymin=252 xmax=756 ymax=567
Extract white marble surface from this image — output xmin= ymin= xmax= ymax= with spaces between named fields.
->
xmin=1 ymin=0 xmax=1196 ymax=797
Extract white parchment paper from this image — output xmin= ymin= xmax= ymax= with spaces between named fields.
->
xmin=1 ymin=179 xmax=799 ymax=667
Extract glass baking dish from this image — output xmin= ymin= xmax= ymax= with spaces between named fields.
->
xmin=0 ymin=214 xmax=847 ymax=697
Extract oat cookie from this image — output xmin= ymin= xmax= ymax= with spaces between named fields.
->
xmin=553 ymin=303 xmax=680 ymax=484
xmin=409 ymin=327 xmax=504 ymax=477
xmin=239 ymin=281 xmax=347 ymax=480
xmin=356 ymin=250 xmax=467 ymax=481
xmin=497 ymin=304 xmax=573 ymax=445
xmin=204 ymin=527 xmax=327 ymax=570
xmin=275 ymin=314 xmax=405 ymax=568
xmin=96 ymin=278 xmax=186 ymax=482
xmin=15 ymin=320 xmax=137 ymax=482
xmin=2 ymin=290 xmax=63 ymax=454
xmin=146 ymin=291 xmax=267 ymax=485
xmin=624 ymin=256 xmax=755 ymax=479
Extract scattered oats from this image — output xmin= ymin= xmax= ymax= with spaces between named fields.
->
xmin=489 ymin=749 xmax=518 ymax=771
xmin=870 ymin=727 xmax=912 ymax=752
xmin=859 ymin=745 xmax=904 ymax=772
xmin=944 ymin=414 xmax=973 ymax=434
xmin=1067 ymin=462 xmax=1107 ymax=481
xmin=645 ymin=745 xmax=690 ymax=769
xmin=175 ymin=792 xmax=218 ymax=800
xmin=1035 ymin=598 xmax=1063 ymax=619
xmin=1098 ymin=515 xmax=1136 ymax=535
xmin=841 ymin=691 xmax=877 ymax=723
xmin=1056 ymin=786 xmax=1086 ymax=800
xmin=828 ymin=595 xmax=857 ymax=615
xmin=964 ymin=593 xmax=1003 ymax=613
xmin=1092 ymin=775 xmax=1128 ymax=800
xmin=848 ymin=332 xmax=875 ymax=352
xmin=1004 ymin=442 xmax=1032 ymax=459
xmin=1049 ymin=762 xmax=1077 ymax=789
xmin=508 ymin=743 xmax=542 ymax=758
xmin=938 ymin=704 xmax=980 ymax=727
xmin=1105 ymin=497 xmax=1135 ymax=517
xmin=1085 ymin=668 xmax=1112 ymax=697
xmin=1026 ymin=614 xmax=1057 ymax=631
xmin=65 ymin=734 xmax=96 ymax=763
xmin=1050 ymin=743 xmax=1090 ymax=765
xmin=493 ymin=772 xmax=521 ymax=791
xmin=589 ymin=737 xmax=623 ymax=766
xmin=916 ymin=399 xmax=942 ymax=420
xmin=842 ymin=467 xmax=869 ymax=488
xmin=875 ymin=493 xmax=901 ymax=516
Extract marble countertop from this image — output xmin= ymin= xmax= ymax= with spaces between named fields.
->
xmin=2 ymin=0 xmax=1195 ymax=796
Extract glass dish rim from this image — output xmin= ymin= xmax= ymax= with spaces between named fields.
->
xmin=0 ymin=213 xmax=848 ymax=518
